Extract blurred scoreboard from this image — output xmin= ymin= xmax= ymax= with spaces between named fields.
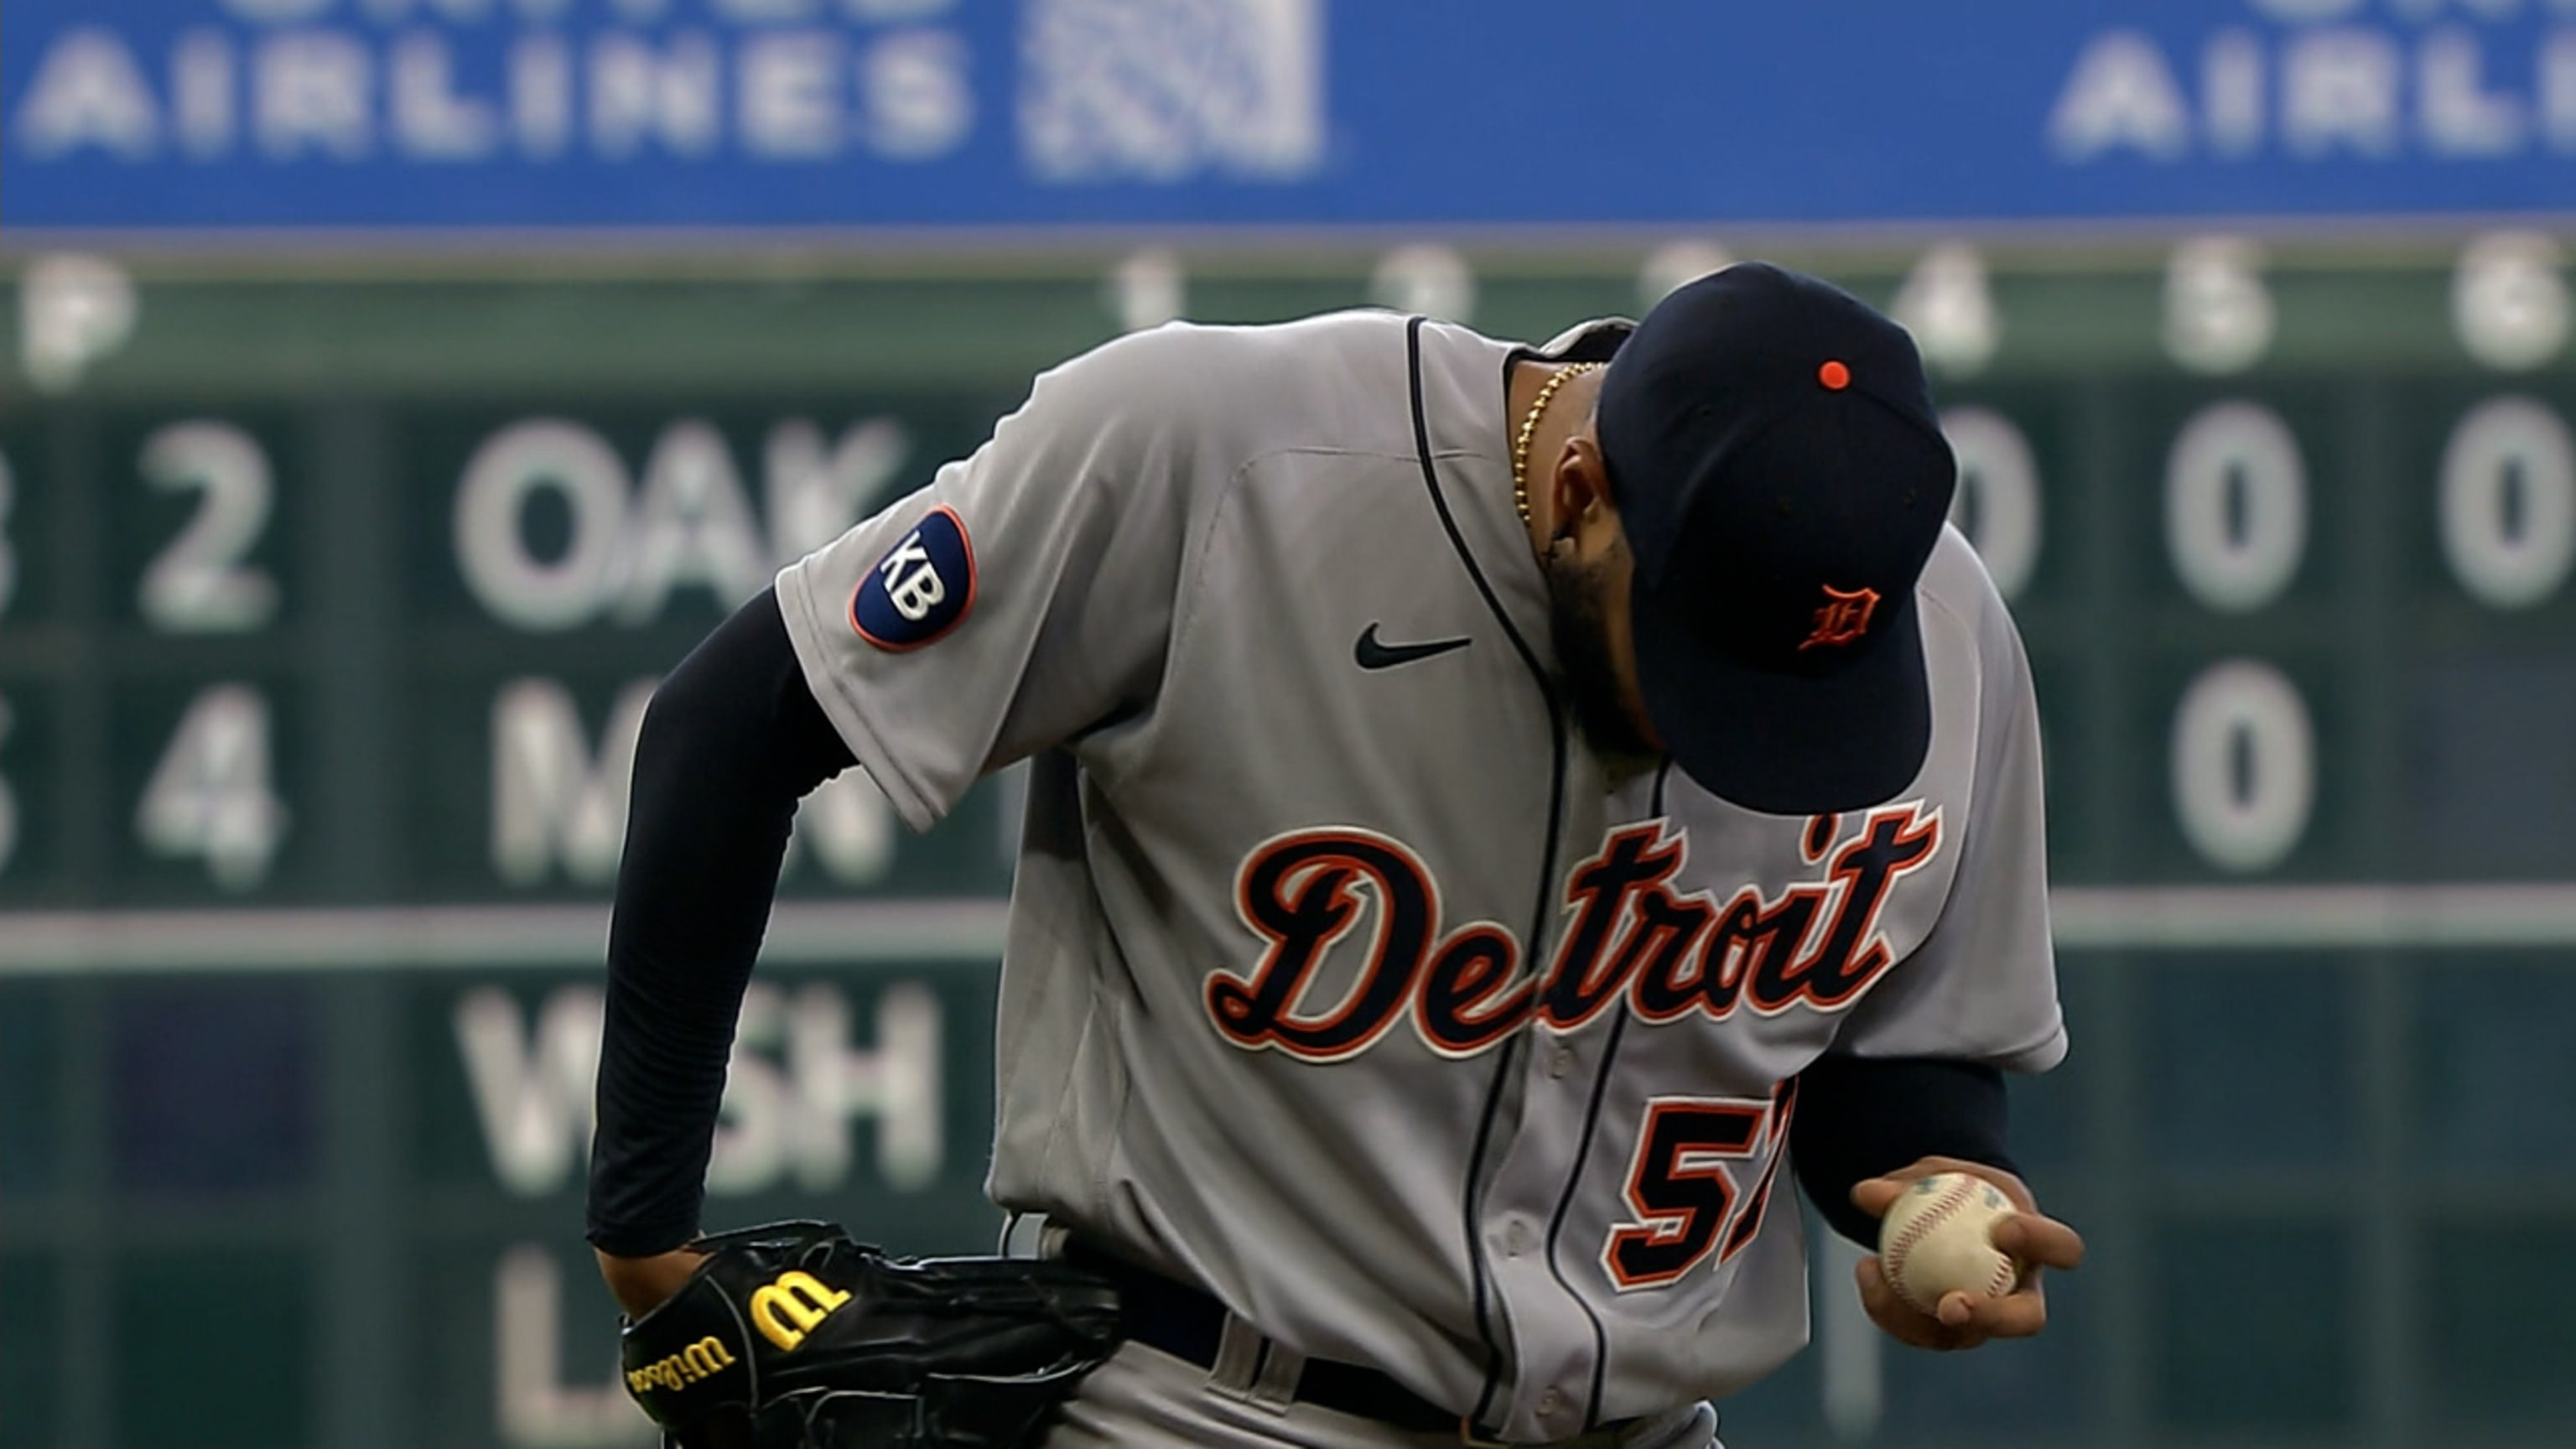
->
xmin=10 ymin=242 xmax=2576 ymax=903
xmin=3 ymin=239 xmax=2574 ymax=1447
xmin=0 ymin=387 xmax=1021 ymax=907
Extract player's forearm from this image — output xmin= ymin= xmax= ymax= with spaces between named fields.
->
xmin=1791 ymin=1053 xmax=2017 ymax=1249
xmin=586 ymin=589 xmax=856 ymax=1257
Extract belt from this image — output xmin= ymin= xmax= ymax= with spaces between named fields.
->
xmin=1064 ymin=1240 xmax=1505 ymax=1439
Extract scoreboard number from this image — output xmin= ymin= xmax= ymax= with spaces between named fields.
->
xmin=138 ymin=422 xmax=282 ymax=634
xmin=136 ymin=683 xmax=289 ymax=891
xmin=2165 ymin=401 xmax=2306 ymax=613
xmin=2163 ymin=237 xmax=2275 ymax=376
xmin=2170 ymin=659 xmax=2314 ymax=875
xmin=2452 ymin=232 xmax=2570 ymax=373
xmin=1890 ymin=243 xmax=1999 ymax=378
xmin=2439 ymin=397 xmax=2576 ymax=610
xmin=1940 ymin=407 xmax=2041 ymax=600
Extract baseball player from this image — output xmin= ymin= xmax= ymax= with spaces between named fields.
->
xmin=588 ymin=263 xmax=2081 ymax=1449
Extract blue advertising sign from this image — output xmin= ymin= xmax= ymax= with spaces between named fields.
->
xmin=3 ymin=0 xmax=2573 ymax=232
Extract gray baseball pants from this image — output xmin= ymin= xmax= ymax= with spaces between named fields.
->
xmin=1043 ymin=1337 xmax=1722 ymax=1449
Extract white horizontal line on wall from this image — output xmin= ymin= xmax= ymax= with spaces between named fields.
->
xmin=2050 ymin=882 xmax=2576 ymax=950
xmin=0 ymin=900 xmax=1012 ymax=974
xmin=3 ymin=882 xmax=2575 ymax=974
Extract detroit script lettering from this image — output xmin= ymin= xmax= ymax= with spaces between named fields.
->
xmin=1204 ymin=805 xmax=1942 ymax=1062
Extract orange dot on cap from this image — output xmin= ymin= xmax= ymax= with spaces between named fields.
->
xmin=1818 ymin=359 xmax=1852 ymax=391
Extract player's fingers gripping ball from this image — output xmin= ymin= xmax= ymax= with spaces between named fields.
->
xmin=1875 ymin=1171 xmax=2021 ymax=1316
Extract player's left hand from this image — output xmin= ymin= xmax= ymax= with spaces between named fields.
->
xmin=1849 ymin=1156 xmax=2084 ymax=1352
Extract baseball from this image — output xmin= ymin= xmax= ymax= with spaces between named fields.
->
xmin=1876 ymin=1171 xmax=2021 ymax=1315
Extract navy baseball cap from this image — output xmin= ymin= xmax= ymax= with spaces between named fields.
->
xmin=1596 ymin=262 xmax=1957 ymax=815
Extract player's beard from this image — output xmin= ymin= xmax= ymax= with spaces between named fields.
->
xmin=1542 ymin=540 xmax=1663 ymax=773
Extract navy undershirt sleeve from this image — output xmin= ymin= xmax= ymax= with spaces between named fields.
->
xmin=1791 ymin=1053 xmax=2018 ymax=1249
xmin=585 ymin=589 xmax=857 ymax=1257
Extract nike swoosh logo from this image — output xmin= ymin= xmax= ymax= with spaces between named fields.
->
xmin=1355 ymin=623 xmax=1472 ymax=671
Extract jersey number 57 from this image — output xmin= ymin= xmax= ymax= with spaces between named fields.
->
xmin=1599 ymin=1078 xmax=1795 ymax=1291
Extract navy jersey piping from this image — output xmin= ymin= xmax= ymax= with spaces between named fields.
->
xmin=1548 ymin=1008 xmax=1632 ymax=1426
xmin=1404 ymin=315 xmax=1578 ymax=1426
xmin=1555 ymin=762 xmax=1671 ymax=1425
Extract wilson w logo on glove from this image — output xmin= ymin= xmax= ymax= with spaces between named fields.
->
xmin=617 ymin=1220 xmax=1124 ymax=1449
xmin=749 ymin=1271 xmax=853 ymax=1352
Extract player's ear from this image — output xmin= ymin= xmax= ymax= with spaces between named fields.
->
xmin=1550 ymin=436 xmax=1615 ymax=540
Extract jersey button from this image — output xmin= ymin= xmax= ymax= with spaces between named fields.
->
xmin=1503 ymin=1220 xmax=1535 ymax=1256
xmin=1536 ymin=1389 xmax=1566 ymax=1417
xmin=1547 ymin=1046 xmax=1575 ymax=1079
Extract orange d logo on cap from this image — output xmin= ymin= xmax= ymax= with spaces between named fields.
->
xmin=1799 ymin=584 xmax=1880 ymax=650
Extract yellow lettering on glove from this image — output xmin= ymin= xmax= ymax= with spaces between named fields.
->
xmin=748 ymin=1271 xmax=853 ymax=1352
xmin=626 ymin=1337 xmax=738 ymax=1395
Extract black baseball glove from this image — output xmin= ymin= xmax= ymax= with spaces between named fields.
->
xmin=618 ymin=1221 xmax=1125 ymax=1449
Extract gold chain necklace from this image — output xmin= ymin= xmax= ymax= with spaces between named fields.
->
xmin=1512 ymin=362 xmax=1604 ymax=531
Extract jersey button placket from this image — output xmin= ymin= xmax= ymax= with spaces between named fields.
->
xmin=1482 ymin=1027 xmax=1604 ymax=1441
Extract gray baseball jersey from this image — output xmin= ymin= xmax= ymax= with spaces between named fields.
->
xmin=772 ymin=311 xmax=2061 ymax=1441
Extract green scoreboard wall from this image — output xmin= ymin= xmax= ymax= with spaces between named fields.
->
xmin=2 ymin=242 xmax=2573 ymax=1448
